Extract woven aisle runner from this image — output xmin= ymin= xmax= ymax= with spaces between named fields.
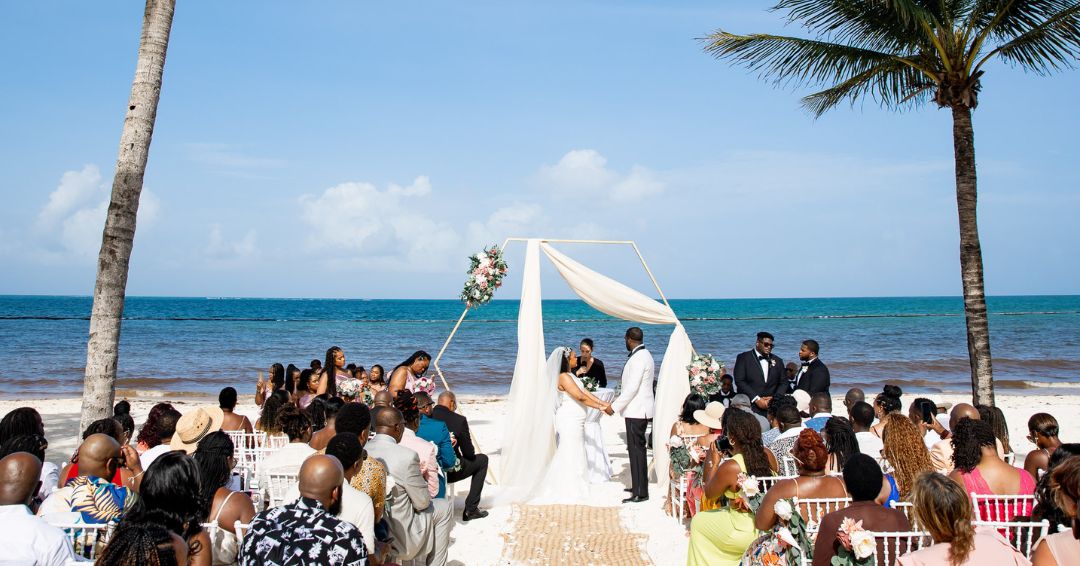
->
xmin=500 ymin=504 xmax=653 ymax=565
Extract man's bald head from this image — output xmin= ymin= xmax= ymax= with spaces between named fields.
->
xmin=950 ymin=403 xmax=980 ymax=430
xmin=0 ymin=452 xmax=42 ymax=506
xmin=373 ymin=390 xmax=393 ymax=408
xmin=374 ymin=407 xmax=405 ymax=442
xmin=438 ymin=391 xmax=456 ymax=409
xmin=844 ymin=388 xmax=865 ymax=408
xmin=79 ymin=434 xmax=121 ymax=480
xmin=298 ymin=455 xmax=344 ymax=511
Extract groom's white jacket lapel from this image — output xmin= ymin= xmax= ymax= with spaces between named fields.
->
xmin=611 ymin=345 xmax=655 ymax=419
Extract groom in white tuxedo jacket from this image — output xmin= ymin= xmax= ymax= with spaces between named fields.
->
xmin=611 ymin=326 xmax=654 ymax=503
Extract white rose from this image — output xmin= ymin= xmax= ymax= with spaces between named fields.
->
xmin=851 ymin=530 xmax=876 ymax=560
xmin=475 ymin=253 xmax=485 ymax=261
xmin=741 ymin=477 xmax=761 ymax=498
xmin=774 ymin=499 xmax=794 ymax=521
xmin=668 ymin=435 xmax=684 ymax=448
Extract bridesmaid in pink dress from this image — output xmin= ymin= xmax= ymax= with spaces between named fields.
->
xmin=948 ymin=419 xmax=1036 ymax=521
xmin=899 ymin=472 xmax=1028 ymax=566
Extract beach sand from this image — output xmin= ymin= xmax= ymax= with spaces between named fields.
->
xmin=8 ymin=391 xmax=1080 ymax=565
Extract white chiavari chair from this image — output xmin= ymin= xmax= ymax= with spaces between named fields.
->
xmin=1002 ymin=452 xmax=1017 ymax=466
xmin=234 ymin=520 xmax=251 ymax=546
xmin=888 ymin=500 xmax=917 ymax=525
xmin=973 ymin=519 xmax=1049 ymax=558
xmin=670 ymin=473 xmax=692 ymax=525
xmin=759 ymin=475 xmax=798 ymax=494
xmin=780 ymin=455 xmax=798 ymax=476
xmin=970 ymin=493 xmax=1036 ymax=522
xmin=798 ymin=497 xmax=852 ymax=525
xmin=870 ymin=530 xmax=931 ymax=565
xmin=51 ymin=522 xmax=113 ymax=560
xmin=266 ymin=472 xmax=299 ymax=508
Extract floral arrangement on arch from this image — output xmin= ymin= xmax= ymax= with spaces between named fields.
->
xmin=831 ymin=518 xmax=876 ymax=566
xmin=686 ymin=353 xmax=725 ymax=397
xmin=460 ymin=245 xmax=508 ymax=307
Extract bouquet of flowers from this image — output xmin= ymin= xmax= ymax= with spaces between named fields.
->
xmin=772 ymin=497 xmax=814 ymax=565
xmin=832 ymin=518 xmax=876 ymax=566
xmin=411 ymin=374 xmax=436 ymax=396
xmin=358 ymin=381 xmax=376 ymax=407
xmin=460 ymin=245 xmax=508 ymax=307
xmin=686 ymin=353 xmax=724 ymax=397
xmin=580 ymin=374 xmax=599 ymax=392
xmin=338 ymin=378 xmax=362 ymax=399
xmin=668 ymin=435 xmax=706 ymax=487
xmin=734 ymin=473 xmax=765 ymax=513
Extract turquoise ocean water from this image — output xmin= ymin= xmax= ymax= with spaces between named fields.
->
xmin=0 ymin=295 xmax=1077 ymax=398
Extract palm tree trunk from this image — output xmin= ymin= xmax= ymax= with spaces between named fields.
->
xmin=80 ymin=0 xmax=175 ymax=434
xmin=951 ymin=105 xmax=994 ymax=406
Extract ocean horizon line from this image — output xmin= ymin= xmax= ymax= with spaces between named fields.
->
xmin=3 ymin=293 xmax=1078 ymax=301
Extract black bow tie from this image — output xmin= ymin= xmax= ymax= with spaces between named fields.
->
xmin=801 ymin=361 xmax=810 ymax=367
xmin=758 ymin=355 xmax=768 ymax=362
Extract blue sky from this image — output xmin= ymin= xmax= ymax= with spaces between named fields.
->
xmin=1 ymin=1 xmax=1077 ymax=299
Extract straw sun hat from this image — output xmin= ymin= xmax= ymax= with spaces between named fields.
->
xmin=693 ymin=401 xmax=726 ymax=430
xmin=170 ymin=406 xmax=225 ymax=453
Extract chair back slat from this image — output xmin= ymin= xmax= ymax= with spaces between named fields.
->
xmin=759 ymin=475 xmax=798 ymax=494
xmin=266 ymin=472 xmax=298 ymax=508
xmin=972 ymin=520 xmax=1049 ymax=558
xmin=888 ymin=500 xmax=917 ymax=526
xmin=970 ymin=493 xmax=1036 ymax=522
xmin=50 ymin=522 xmax=113 ymax=560
xmin=871 ymin=531 xmax=931 ymax=566
xmin=798 ymin=497 xmax=852 ymax=525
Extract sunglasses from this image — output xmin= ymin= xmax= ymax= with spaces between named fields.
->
xmin=761 ymin=341 xmax=774 ymax=347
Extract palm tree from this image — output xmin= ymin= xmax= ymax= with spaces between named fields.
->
xmin=704 ymin=0 xmax=1079 ymax=406
xmin=80 ymin=0 xmax=176 ymax=433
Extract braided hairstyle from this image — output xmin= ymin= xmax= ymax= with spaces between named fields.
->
xmin=97 ymin=521 xmax=181 ymax=566
xmin=881 ymin=413 xmax=934 ymax=498
xmin=306 ymin=396 xmax=330 ymax=431
xmin=0 ymin=407 xmax=44 ymax=444
xmin=393 ymin=389 xmax=421 ymax=425
xmin=976 ymin=404 xmax=1012 ymax=454
xmin=137 ymin=402 xmax=176 ymax=448
xmin=951 ymin=418 xmax=996 ymax=473
xmin=823 ymin=416 xmax=859 ymax=470
xmin=0 ymin=433 xmax=48 ymax=461
xmin=192 ymin=431 xmax=235 ymax=523
xmin=83 ymin=417 xmax=124 ymax=441
xmin=324 ymin=346 xmax=343 ymax=397
xmin=124 ymin=451 xmax=203 ymax=553
xmin=725 ymin=409 xmax=773 ymax=477
xmin=276 ymin=405 xmax=312 ymax=442
xmin=257 ymin=395 xmax=285 ymax=434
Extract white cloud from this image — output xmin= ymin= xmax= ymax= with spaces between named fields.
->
xmin=34 ymin=165 xmax=161 ymax=261
xmin=298 ymin=176 xmax=461 ymax=269
xmin=536 ymin=149 xmax=665 ymax=203
xmin=205 ymin=224 xmax=257 ymax=260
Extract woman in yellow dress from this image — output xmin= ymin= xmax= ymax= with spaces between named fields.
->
xmin=687 ymin=409 xmax=778 ymax=565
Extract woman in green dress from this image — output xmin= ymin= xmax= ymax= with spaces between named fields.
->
xmin=687 ymin=409 xmax=778 ymax=565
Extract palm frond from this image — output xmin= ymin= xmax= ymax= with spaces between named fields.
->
xmin=970 ymin=0 xmax=1079 ymax=39
xmin=702 ymin=31 xmax=933 ymax=89
xmin=801 ymin=61 xmax=935 ymax=115
xmin=978 ymin=3 xmax=1080 ymax=73
xmin=774 ymin=0 xmax=930 ymax=52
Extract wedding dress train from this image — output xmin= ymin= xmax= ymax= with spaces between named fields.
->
xmin=530 ymin=372 xmax=591 ymax=504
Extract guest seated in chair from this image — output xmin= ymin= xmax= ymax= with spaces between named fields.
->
xmin=429 ymin=391 xmax=490 ymax=521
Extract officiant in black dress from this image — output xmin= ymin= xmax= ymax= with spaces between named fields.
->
xmin=575 ymin=338 xmax=607 ymax=387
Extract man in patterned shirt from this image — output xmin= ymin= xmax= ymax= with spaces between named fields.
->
xmin=239 ymin=455 xmax=367 ymax=565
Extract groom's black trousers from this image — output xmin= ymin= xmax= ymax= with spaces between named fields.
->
xmin=625 ymin=417 xmax=649 ymax=498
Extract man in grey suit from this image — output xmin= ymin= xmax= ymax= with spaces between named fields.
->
xmin=365 ymin=407 xmax=454 ymax=565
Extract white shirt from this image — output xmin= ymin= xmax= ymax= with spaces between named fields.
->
xmin=38 ymin=462 xmax=59 ymax=501
xmin=0 ymin=505 xmax=77 ymax=566
xmin=757 ymin=349 xmax=770 ymax=384
xmin=855 ymin=431 xmax=884 ymax=461
xmin=285 ymin=480 xmax=375 ymax=553
xmin=140 ymin=443 xmax=173 ymax=470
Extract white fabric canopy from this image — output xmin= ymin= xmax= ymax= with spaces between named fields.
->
xmin=498 ymin=239 xmax=692 ymax=499
xmin=498 ymin=240 xmax=556 ymax=497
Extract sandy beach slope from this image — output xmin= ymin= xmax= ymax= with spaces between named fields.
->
xmin=6 ymin=391 xmax=1079 ymax=565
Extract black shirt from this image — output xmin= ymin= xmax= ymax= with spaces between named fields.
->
xmin=577 ymin=357 xmax=607 ymax=388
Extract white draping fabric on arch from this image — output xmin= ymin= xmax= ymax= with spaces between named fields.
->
xmin=497 ymin=239 xmax=692 ymax=500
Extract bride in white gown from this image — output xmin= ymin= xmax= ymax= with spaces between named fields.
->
xmin=530 ymin=346 xmax=614 ymax=503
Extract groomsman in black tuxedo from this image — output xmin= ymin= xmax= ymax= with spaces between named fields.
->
xmin=793 ymin=339 xmax=831 ymax=396
xmin=733 ymin=332 xmax=787 ymax=416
